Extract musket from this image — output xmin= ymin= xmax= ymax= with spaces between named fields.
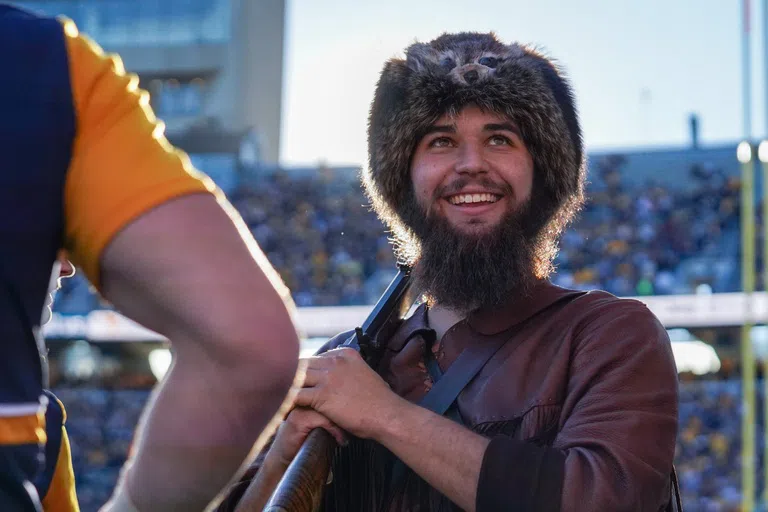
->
xmin=236 ymin=265 xmax=414 ymax=512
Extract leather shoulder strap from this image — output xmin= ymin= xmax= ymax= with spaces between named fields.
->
xmin=390 ymin=333 xmax=509 ymax=487
xmin=418 ymin=333 xmax=509 ymax=416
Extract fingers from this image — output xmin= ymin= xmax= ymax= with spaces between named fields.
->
xmin=300 ymin=347 xmax=360 ymax=369
xmin=294 ymin=387 xmax=316 ymax=408
xmin=293 ymin=357 xmax=327 ymax=389
xmin=299 ymin=356 xmax=327 ymax=368
xmin=324 ymin=347 xmax=361 ymax=361
xmin=300 ymin=367 xmax=322 ymax=387
xmin=321 ymin=422 xmax=348 ymax=446
xmin=298 ymin=348 xmax=360 ymax=388
xmin=285 ymin=407 xmax=347 ymax=446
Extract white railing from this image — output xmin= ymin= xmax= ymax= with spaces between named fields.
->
xmin=42 ymin=291 xmax=768 ymax=342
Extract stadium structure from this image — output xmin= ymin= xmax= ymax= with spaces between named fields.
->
xmin=12 ymin=0 xmax=286 ymax=196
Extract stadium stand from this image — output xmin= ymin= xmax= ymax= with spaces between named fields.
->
xmin=52 ymin=146 xmax=744 ymax=314
xmin=48 ymin=146 xmax=755 ymax=511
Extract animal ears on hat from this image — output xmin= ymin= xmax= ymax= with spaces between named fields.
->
xmin=402 ymin=32 xmax=528 ymax=74
xmin=404 ymin=43 xmax=434 ymax=72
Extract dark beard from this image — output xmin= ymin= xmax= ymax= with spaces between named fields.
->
xmin=406 ymin=198 xmax=540 ymax=312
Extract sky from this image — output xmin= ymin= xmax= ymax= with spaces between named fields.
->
xmin=279 ymin=0 xmax=757 ymax=167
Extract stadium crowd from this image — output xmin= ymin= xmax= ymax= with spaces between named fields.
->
xmin=552 ymin=154 xmax=741 ymax=296
xmin=676 ymin=379 xmax=753 ymax=512
xmin=52 ymin=154 xmax=742 ymax=314
xmin=49 ymin=155 xmax=749 ymax=511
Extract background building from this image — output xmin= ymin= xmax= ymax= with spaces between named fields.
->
xmin=13 ymin=0 xmax=286 ymax=195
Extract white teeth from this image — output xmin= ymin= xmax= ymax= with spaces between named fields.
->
xmin=448 ymin=193 xmax=500 ymax=205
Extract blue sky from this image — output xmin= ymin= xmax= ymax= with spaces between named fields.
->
xmin=279 ymin=0 xmax=752 ymax=166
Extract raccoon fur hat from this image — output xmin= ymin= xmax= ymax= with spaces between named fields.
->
xmin=363 ymin=32 xmax=586 ymax=243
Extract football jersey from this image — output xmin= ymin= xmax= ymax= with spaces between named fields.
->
xmin=0 ymin=5 xmax=215 ymax=509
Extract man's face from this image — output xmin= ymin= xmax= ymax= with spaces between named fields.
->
xmin=410 ymin=105 xmax=534 ymax=236
xmin=400 ymin=105 xmax=543 ymax=311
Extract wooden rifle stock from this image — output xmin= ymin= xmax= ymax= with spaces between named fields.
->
xmin=262 ymin=429 xmax=336 ymax=512
xmin=240 ymin=267 xmax=413 ymax=512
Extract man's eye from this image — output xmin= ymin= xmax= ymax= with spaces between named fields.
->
xmin=489 ymin=135 xmax=512 ymax=146
xmin=429 ymin=137 xmax=453 ymax=148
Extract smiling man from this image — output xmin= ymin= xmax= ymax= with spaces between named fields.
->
xmin=219 ymin=32 xmax=680 ymax=512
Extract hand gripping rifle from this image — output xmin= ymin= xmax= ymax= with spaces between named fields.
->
xmin=238 ymin=265 xmax=414 ymax=512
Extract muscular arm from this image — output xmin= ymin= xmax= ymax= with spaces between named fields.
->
xmin=214 ymin=332 xmax=356 ymax=512
xmin=60 ymin=24 xmax=300 ymax=510
xmin=100 ymin=193 xmax=299 ymax=511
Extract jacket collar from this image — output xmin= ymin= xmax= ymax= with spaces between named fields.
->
xmin=466 ymin=280 xmax=585 ymax=335
xmin=387 ymin=280 xmax=584 ymax=347
xmin=385 ymin=301 xmax=432 ymax=351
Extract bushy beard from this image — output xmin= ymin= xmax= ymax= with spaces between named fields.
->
xmin=402 ymin=194 xmax=542 ymax=313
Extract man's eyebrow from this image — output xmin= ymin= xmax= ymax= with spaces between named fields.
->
xmin=484 ymin=122 xmax=521 ymax=137
xmin=422 ymin=124 xmax=456 ymax=136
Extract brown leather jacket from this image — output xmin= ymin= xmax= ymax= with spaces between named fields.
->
xmin=219 ymin=281 xmax=679 ymax=511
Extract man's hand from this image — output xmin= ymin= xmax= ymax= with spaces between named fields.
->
xmin=270 ymin=407 xmax=347 ymax=467
xmin=294 ymin=347 xmax=487 ymax=512
xmin=294 ymin=348 xmax=404 ymax=439
xmin=229 ymin=407 xmax=346 ymax=512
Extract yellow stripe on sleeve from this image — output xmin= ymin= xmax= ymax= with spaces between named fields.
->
xmin=0 ymin=414 xmax=46 ymax=445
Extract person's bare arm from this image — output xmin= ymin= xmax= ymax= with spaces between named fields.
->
xmin=214 ymin=331 xmax=355 ymax=512
xmin=99 ymin=194 xmax=300 ymax=511
xmin=60 ymin=25 xmax=299 ymax=510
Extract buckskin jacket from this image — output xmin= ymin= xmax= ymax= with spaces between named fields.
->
xmin=219 ymin=281 xmax=679 ymax=512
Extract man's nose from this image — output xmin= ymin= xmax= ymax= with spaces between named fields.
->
xmin=455 ymin=144 xmax=486 ymax=175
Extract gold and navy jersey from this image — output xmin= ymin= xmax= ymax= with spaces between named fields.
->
xmin=0 ymin=5 xmax=215 ymax=509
